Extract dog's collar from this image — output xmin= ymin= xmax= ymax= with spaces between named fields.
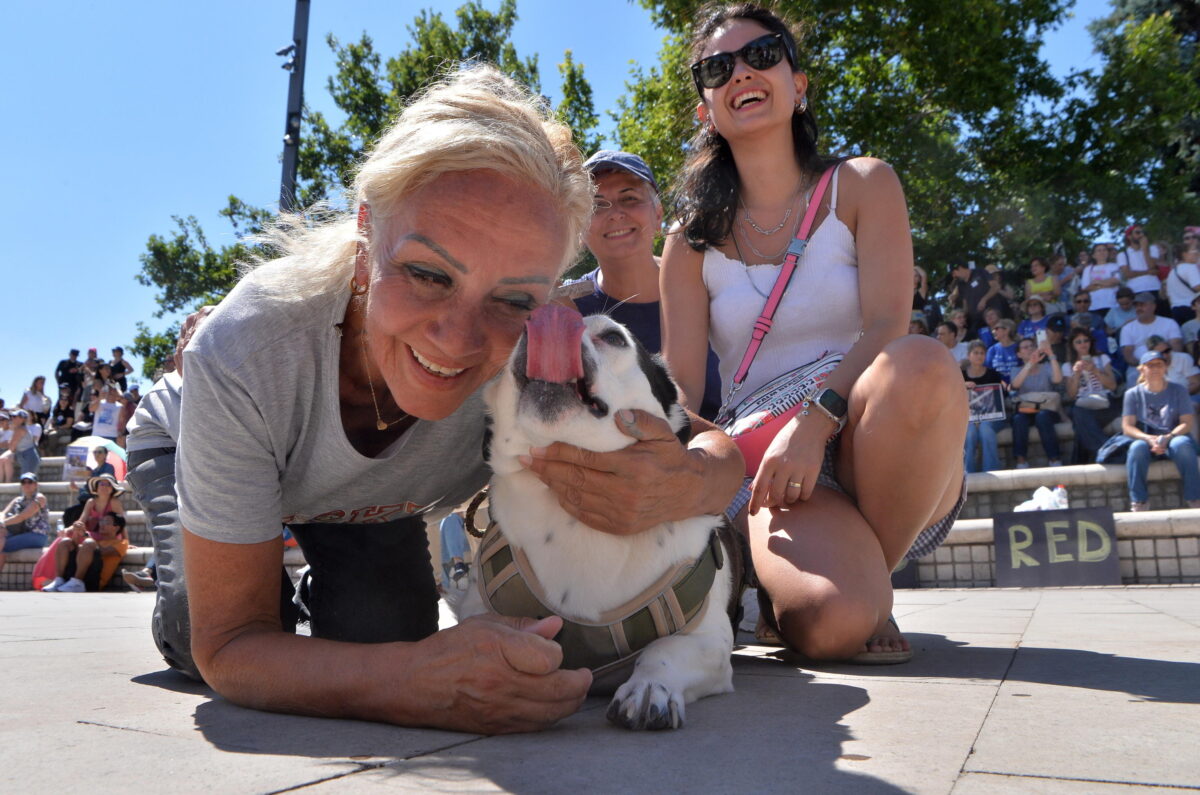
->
xmin=476 ymin=522 xmax=723 ymax=680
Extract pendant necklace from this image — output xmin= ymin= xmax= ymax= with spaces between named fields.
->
xmin=360 ymin=331 xmax=409 ymax=431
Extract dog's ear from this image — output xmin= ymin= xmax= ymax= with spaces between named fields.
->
xmin=635 ymin=343 xmax=691 ymax=446
xmin=481 ymin=414 xmax=494 ymax=463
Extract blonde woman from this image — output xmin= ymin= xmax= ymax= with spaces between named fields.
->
xmin=159 ymin=65 xmax=742 ymax=732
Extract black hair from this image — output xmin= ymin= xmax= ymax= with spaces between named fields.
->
xmin=938 ymin=320 xmax=958 ymax=337
xmin=1066 ymin=326 xmax=1097 ymax=363
xmin=672 ymin=2 xmax=834 ymax=251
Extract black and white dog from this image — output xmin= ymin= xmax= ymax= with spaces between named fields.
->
xmin=454 ymin=303 xmax=737 ymax=730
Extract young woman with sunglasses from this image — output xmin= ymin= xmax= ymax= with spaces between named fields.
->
xmin=661 ymin=3 xmax=966 ymax=663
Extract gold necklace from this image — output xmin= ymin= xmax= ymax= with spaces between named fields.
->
xmin=359 ymin=331 xmax=409 ymax=431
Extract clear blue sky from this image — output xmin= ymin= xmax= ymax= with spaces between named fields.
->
xmin=0 ymin=0 xmax=1108 ymax=407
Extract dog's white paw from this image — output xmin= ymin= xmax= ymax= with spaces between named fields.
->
xmin=606 ymin=680 xmax=686 ymax=730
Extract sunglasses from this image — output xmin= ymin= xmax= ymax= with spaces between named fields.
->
xmin=691 ymin=33 xmax=794 ymax=93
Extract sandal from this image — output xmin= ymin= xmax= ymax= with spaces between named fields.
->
xmin=847 ymin=615 xmax=913 ymax=665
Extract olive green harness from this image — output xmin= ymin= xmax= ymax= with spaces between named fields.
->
xmin=476 ymin=522 xmax=724 ymax=690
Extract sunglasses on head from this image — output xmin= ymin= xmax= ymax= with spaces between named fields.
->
xmin=691 ymin=32 xmax=794 ymax=93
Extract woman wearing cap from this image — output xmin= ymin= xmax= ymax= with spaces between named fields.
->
xmin=1 ymin=473 xmax=51 ymax=574
xmin=1121 ymin=351 xmax=1200 ymax=511
xmin=661 ymin=3 xmax=965 ymax=662
xmin=153 ymin=66 xmax=741 ymax=733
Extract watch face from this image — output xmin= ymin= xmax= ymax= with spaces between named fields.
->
xmin=818 ymin=388 xmax=848 ymax=418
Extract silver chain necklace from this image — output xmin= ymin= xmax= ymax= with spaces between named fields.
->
xmin=737 ymin=209 xmax=802 ymax=261
xmin=738 ymin=179 xmax=806 ymax=235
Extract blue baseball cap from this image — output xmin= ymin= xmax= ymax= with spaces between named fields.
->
xmin=1139 ymin=350 xmax=1167 ymax=366
xmin=583 ymin=150 xmax=658 ymax=192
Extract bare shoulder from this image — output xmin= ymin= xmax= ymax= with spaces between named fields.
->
xmin=833 ymin=157 xmax=906 ymax=234
xmin=837 ymin=156 xmax=901 ymax=189
xmin=661 ymin=228 xmax=704 ymax=269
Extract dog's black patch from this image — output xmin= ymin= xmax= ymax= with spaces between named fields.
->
xmin=634 ymin=343 xmax=690 ymax=446
xmin=482 ymin=414 xmax=494 ymax=463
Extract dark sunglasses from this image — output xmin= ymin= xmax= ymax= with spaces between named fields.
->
xmin=691 ymin=33 xmax=794 ymax=93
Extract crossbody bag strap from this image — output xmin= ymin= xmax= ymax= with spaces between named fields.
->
xmin=727 ymin=165 xmax=837 ymax=399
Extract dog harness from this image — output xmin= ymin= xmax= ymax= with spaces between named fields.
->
xmin=476 ymin=522 xmax=724 ymax=689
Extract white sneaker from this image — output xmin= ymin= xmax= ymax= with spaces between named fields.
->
xmin=58 ymin=578 xmax=86 ymax=593
xmin=1049 ymin=459 xmax=1063 ymax=467
xmin=1015 ymin=462 xmax=1030 ymax=469
xmin=42 ymin=576 xmax=65 ymax=592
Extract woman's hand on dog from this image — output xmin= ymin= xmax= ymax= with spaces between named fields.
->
xmin=408 ymin=615 xmax=591 ymax=734
xmin=520 ymin=409 xmax=743 ymax=535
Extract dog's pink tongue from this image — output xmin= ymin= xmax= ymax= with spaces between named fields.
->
xmin=526 ymin=303 xmax=585 ymax=383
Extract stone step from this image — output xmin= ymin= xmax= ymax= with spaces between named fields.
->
xmin=962 ymin=460 xmax=1188 ymax=519
xmin=909 ymin=508 xmax=1200 ymax=589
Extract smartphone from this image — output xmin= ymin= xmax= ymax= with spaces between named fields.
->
xmin=1036 ymin=329 xmax=1048 ymax=346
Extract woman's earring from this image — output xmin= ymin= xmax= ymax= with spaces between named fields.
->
xmin=351 ymin=242 xmax=369 ymax=296
xmin=796 ymin=95 xmax=808 ymax=114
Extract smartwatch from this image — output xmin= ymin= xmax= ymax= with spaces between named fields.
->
xmin=812 ymin=387 xmax=849 ymax=433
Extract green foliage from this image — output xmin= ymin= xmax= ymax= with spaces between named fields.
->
xmin=135 ymin=0 xmax=601 ymax=371
xmin=129 ymin=321 xmax=180 ymax=380
xmin=557 ymin=50 xmax=603 ymax=157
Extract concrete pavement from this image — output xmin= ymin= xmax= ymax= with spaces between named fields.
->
xmin=2 ymin=586 xmax=1198 ymax=793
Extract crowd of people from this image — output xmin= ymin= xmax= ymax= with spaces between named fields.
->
xmin=0 ymin=346 xmax=143 ymax=586
xmin=912 ymin=225 xmax=1200 ymax=508
xmin=0 ymin=346 xmax=143 ymax=472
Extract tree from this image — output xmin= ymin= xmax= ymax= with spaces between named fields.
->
xmin=133 ymin=1 xmax=601 ymax=377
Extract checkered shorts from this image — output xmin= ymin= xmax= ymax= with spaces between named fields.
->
xmin=724 ymin=440 xmax=966 ymax=561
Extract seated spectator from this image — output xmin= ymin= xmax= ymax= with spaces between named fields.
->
xmin=41 ymin=520 xmax=97 ymax=593
xmin=0 ymin=413 xmax=10 ymax=482
xmin=1045 ymin=313 xmax=1069 ymax=363
xmin=439 ymin=511 xmax=470 ymax=591
xmin=1010 ymin=336 xmax=1064 ymax=468
xmin=94 ymin=513 xmax=130 ymax=591
xmin=1165 ymin=253 xmax=1200 ymax=326
xmin=2 ymin=409 xmax=40 ymax=483
xmin=1063 ymin=328 xmax=1118 ymax=463
xmin=1121 ymin=351 xmax=1200 ymax=511
xmin=117 ymin=384 xmax=141 ymax=448
xmin=948 ymin=309 xmax=969 ymax=344
xmin=70 ymin=394 xmax=95 ymax=441
xmin=1143 ymin=335 xmax=1200 ymax=399
xmin=909 ymin=311 xmax=930 ymax=336
xmin=1048 ymin=253 xmax=1075 ymax=314
xmin=1182 ymin=294 xmax=1200 ymax=364
xmin=1070 ymin=310 xmax=1111 ymax=359
xmin=976 ymin=306 xmax=1002 ymax=346
xmin=1080 ymin=243 xmax=1121 ymax=318
xmin=19 ymin=376 xmax=51 ymax=432
xmin=936 ymin=320 xmax=969 ymax=364
xmin=1016 ymin=295 xmax=1049 ymax=339
xmin=1104 ymin=287 xmax=1138 ymax=335
xmin=962 ymin=341 xmax=1007 ymax=473
xmin=1 ymin=472 xmax=51 ymax=575
xmin=44 ymin=390 xmax=76 ymax=455
xmin=1120 ymin=292 xmax=1183 ymax=378
xmin=80 ymin=473 xmax=126 ymax=535
xmin=65 ymin=446 xmax=117 ymax=525
xmin=985 ymin=319 xmax=1020 ymax=381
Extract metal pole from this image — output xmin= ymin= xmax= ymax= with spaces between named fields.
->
xmin=278 ymin=0 xmax=310 ymax=213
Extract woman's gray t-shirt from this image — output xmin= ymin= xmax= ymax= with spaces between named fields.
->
xmin=176 ymin=274 xmax=491 ymax=544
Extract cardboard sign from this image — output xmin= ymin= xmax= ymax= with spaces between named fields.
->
xmin=92 ymin=401 xmax=121 ymax=439
xmin=993 ymin=507 xmax=1120 ymax=587
xmin=63 ymin=444 xmax=92 ymax=483
xmin=968 ymin=383 xmax=1006 ymax=423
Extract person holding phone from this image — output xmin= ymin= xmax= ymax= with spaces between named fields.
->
xmin=1009 ymin=336 xmax=1064 ymax=468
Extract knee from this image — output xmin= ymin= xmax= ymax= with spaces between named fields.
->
xmin=772 ymin=583 xmax=880 ymax=661
xmin=873 ymin=336 xmax=964 ymax=420
xmin=1128 ymin=439 xmax=1151 ymax=458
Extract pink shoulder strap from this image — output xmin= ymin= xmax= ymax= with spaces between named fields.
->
xmin=728 ymin=165 xmax=837 ymax=393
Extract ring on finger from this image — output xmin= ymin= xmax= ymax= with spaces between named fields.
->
xmin=786 ymin=480 xmax=804 ymax=490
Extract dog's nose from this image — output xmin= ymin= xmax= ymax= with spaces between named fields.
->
xmin=525 ymin=303 xmax=585 ymax=383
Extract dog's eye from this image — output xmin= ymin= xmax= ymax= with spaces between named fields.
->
xmin=598 ymin=330 xmax=627 ymax=348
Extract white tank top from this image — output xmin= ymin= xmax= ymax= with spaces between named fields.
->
xmin=703 ymin=164 xmax=862 ymax=402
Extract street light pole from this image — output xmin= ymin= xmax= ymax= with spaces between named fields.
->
xmin=278 ymin=0 xmax=310 ymax=213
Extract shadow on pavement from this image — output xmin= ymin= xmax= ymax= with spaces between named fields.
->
xmin=178 ymin=677 xmax=907 ymax=793
xmin=766 ymin=633 xmax=1200 ymax=704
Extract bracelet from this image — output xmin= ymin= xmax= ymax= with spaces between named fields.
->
xmin=799 ymin=400 xmax=841 ymax=441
